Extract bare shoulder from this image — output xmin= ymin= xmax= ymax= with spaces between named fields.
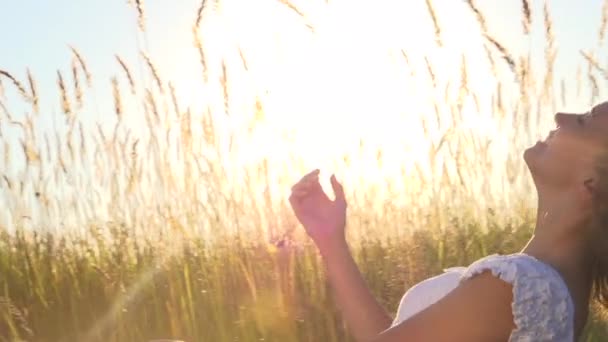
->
xmin=371 ymin=270 xmax=515 ymax=342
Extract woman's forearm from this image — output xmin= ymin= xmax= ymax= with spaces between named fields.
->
xmin=319 ymin=239 xmax=393 ymax=341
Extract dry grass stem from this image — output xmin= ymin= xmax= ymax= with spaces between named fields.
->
xmin=115 ymin=55 xmax=136 ymax=94
xmin=277 ymin=0 xmax=314 ymax=32
xmin=20 ymin=138 xmax=40 ymax=165
xmin=195 ymin=0 xmax=209 ymax=28
xmin=580 ymin=50 xmax=608 ymax=80
xmin=135 ymin=0 xmax=146 ymax=31
xmin=424 ymin=56 xmax=436 ymax=88
xmin=69 ymin=45 xmax=92 ymax=87
xmin=589 ymin=72 xmax=599 ymax=105
xmin=484 ymin=34 xmax=516 ymax=75
xmin=464 ymin=0 xmax=488 ymax=33
xmin=141 ymin=52 xmax=164 ymax=93
xmin=26 ymin=68 xmax=39 ymax=114
xmin=57 ymin=70 xmax=73 ymax=120
xmin=71 ymin=59 xmax=83 ymax=109
xmin=169 ymin=82 xmax=180 ymax=118
xmin=238 ymin=46 xmax=249 ymax=71
xmin=221 ymin=59 xmax=229 ymax=115
xmin=0 ymin=70 xmax=30 ymax=101
xmin=424 ymin=0 xmax=442 ymax=47
xmin=111 ymin=76 xmax=123 ymax=119
xmin=193 ymin=27 xmax=208 ymax=82
xmin=145 ymin=88 xmax=160 ymax=123
xmin=600 ymin=0 xmax=608 ymax=43
xmin=521 ymin=0 xmax=532 ymax=34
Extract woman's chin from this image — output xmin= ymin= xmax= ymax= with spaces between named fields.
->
xmin=523 ymin=140 xmax=547 ymax=165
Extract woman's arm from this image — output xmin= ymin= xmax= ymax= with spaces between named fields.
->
xmin=288 ymin=170 xmax=392 ymax=340
xmin=368 ymin=271 xmax=515 ymax=342
xmin=318 ymin=238 xmax=393 ymax=341
xmin=288 ymin=170 xmax=515 ymax=341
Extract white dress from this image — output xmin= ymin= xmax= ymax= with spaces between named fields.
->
xmin=391 ymin=253 xmax=575 ymax=342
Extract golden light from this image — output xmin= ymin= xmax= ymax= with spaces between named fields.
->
xmin=159 ymin=0 xmax=522 ymax=202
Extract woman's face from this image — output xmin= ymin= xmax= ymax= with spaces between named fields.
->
xmin=524 ymin=101 xmax=608 ymax=191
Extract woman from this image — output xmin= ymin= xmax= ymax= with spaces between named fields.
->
xmin=288 ymin=102 xmax=608 ymax=341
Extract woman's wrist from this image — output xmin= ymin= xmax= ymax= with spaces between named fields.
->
xmin=316 ymin=235 xmax=349 ymax=259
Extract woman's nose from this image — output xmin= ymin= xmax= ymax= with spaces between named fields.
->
xmin=554 ymin=112 xmax=568 ymax=127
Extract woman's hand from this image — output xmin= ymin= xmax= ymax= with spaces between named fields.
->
xmin=288 ymin=169 xmax=347 ymax=251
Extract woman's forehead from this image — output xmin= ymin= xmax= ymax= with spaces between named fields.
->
xmin=592 ymin=101 xmax=608 ymax=117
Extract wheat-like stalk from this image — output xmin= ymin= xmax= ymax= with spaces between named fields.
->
xmin=277 ymin=0 xmax=314 ymax=32
xmin=71 ymin=59 xmax=83 ymax=109
xmin=141 ymin=52 xmax=164 ymax=93
xmin=464 ymin=0 xmax=488 ymax=34
xmin=459 ymin=54 xmax=469 ymax=97
xmin=521 ymin=0 xmax=532 ymax=35
xmin=79 ymin=121 xmax=87 ymax=161
xmin=57 ymin=70 xmax=73 ymax=121
xmin=600 ymin=0 xmax=608 ymax=43
xmin=221 ymin=59 xmax=230 ymax=115
xmin=580 ymin=50 xmax=608 ymax=80
xmin=20 ymin=138 xmax=40 ymax=166
xmin=0 ymin=297 xmax=33 ymax=338
xmin=238 ymin=46 xmax=249 ymax=71
xmin=135 ymin=0 xmax=146 ymax=31
xmin=26 ymin=68 xmax=39 ymax=114
xmin=43 ymin=132 xmax=51 ymax=163
xmin=424 ymin=56 xmax=436 ymax=88
xmin=168 ymin=82 xmax=180 ymax=119
xmin=484 ymin=34 xmax=516 ymax=75
xmin=424 ymin=0 xmax=442 ymax=47
xmin=193 ymin=27 xmax=208 ymax=82
xmin=115 ymin=55 xmax=136 ymax=95
xmin=484 ymin=44 xmax=498 ymax=79
xmin=111 ymin=76 xmax=123 ymax=119
xmin=0 ymin=70 xmax=30 ymax=101
xmin=145 ymin=88 xmax=160 ymax=123
xmin=543 ymin=1 xmax=556 ymax=57
xmin=589 ymin=72 xmax=599 ymax=105
xmin=69 ymin=45 xmax=92 ymax=87
xmin=400 ymin=49 xmax=414 ymax=77
xmin=195 ymin=0 xmax=208 ymax=28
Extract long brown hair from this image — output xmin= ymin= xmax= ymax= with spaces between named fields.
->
xmin=587 ymin=149 xmax=608 ymax=310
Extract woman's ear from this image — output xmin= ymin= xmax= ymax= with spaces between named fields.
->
xmin=583 ymin=178 xmax=601 ymax=207
xmin=584 ymin=178 xmax=595 ymax=194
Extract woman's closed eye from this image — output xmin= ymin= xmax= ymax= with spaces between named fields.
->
xmin=577 ymin=115 xmax=585 ymax=126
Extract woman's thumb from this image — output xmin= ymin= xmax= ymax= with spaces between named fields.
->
xmin=330 ymin=174 xmax=345 ymax=202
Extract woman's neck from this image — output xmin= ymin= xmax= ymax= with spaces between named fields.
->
xmin=522 ymin=227 xmax=592 ymax=333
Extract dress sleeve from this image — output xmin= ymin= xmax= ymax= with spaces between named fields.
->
xmin=459 ymin=254 xmax=574 ymax=342
xmin=391 ymin=267 xmax=466 ymax=326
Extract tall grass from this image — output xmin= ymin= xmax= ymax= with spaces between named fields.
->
xmin=1 ymin=0 xmax=608 ymax=341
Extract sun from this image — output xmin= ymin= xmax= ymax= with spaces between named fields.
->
xmin=161 ymin=0 xmax=509 ymax=201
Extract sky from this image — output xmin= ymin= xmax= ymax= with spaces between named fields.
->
xmin=1 ymin=0 xmax=604 ymax=176
xmin=1 ymin=0 xmax=608 ymax=229
xmin=1 ymin=0 xmax=605 ymax=114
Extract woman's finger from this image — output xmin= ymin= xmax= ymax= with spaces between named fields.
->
xmin=291 ymin=174 xmax=319 ymax=191
xmin=292 ymin=180 xmax=311 ymax=192
xmin=291 ymin=188 xmax=309 ymax=198
xmin=330 ymin=174 xmax=345 ymax=203
xmin=297 ymin=169 xmax=320 ymax=184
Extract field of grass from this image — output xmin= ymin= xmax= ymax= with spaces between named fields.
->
xmin=2 ymin=0 xmax=608 ymax=341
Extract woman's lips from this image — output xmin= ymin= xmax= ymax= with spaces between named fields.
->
xmin=544 ymin=129 xmax=557 ymax=142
